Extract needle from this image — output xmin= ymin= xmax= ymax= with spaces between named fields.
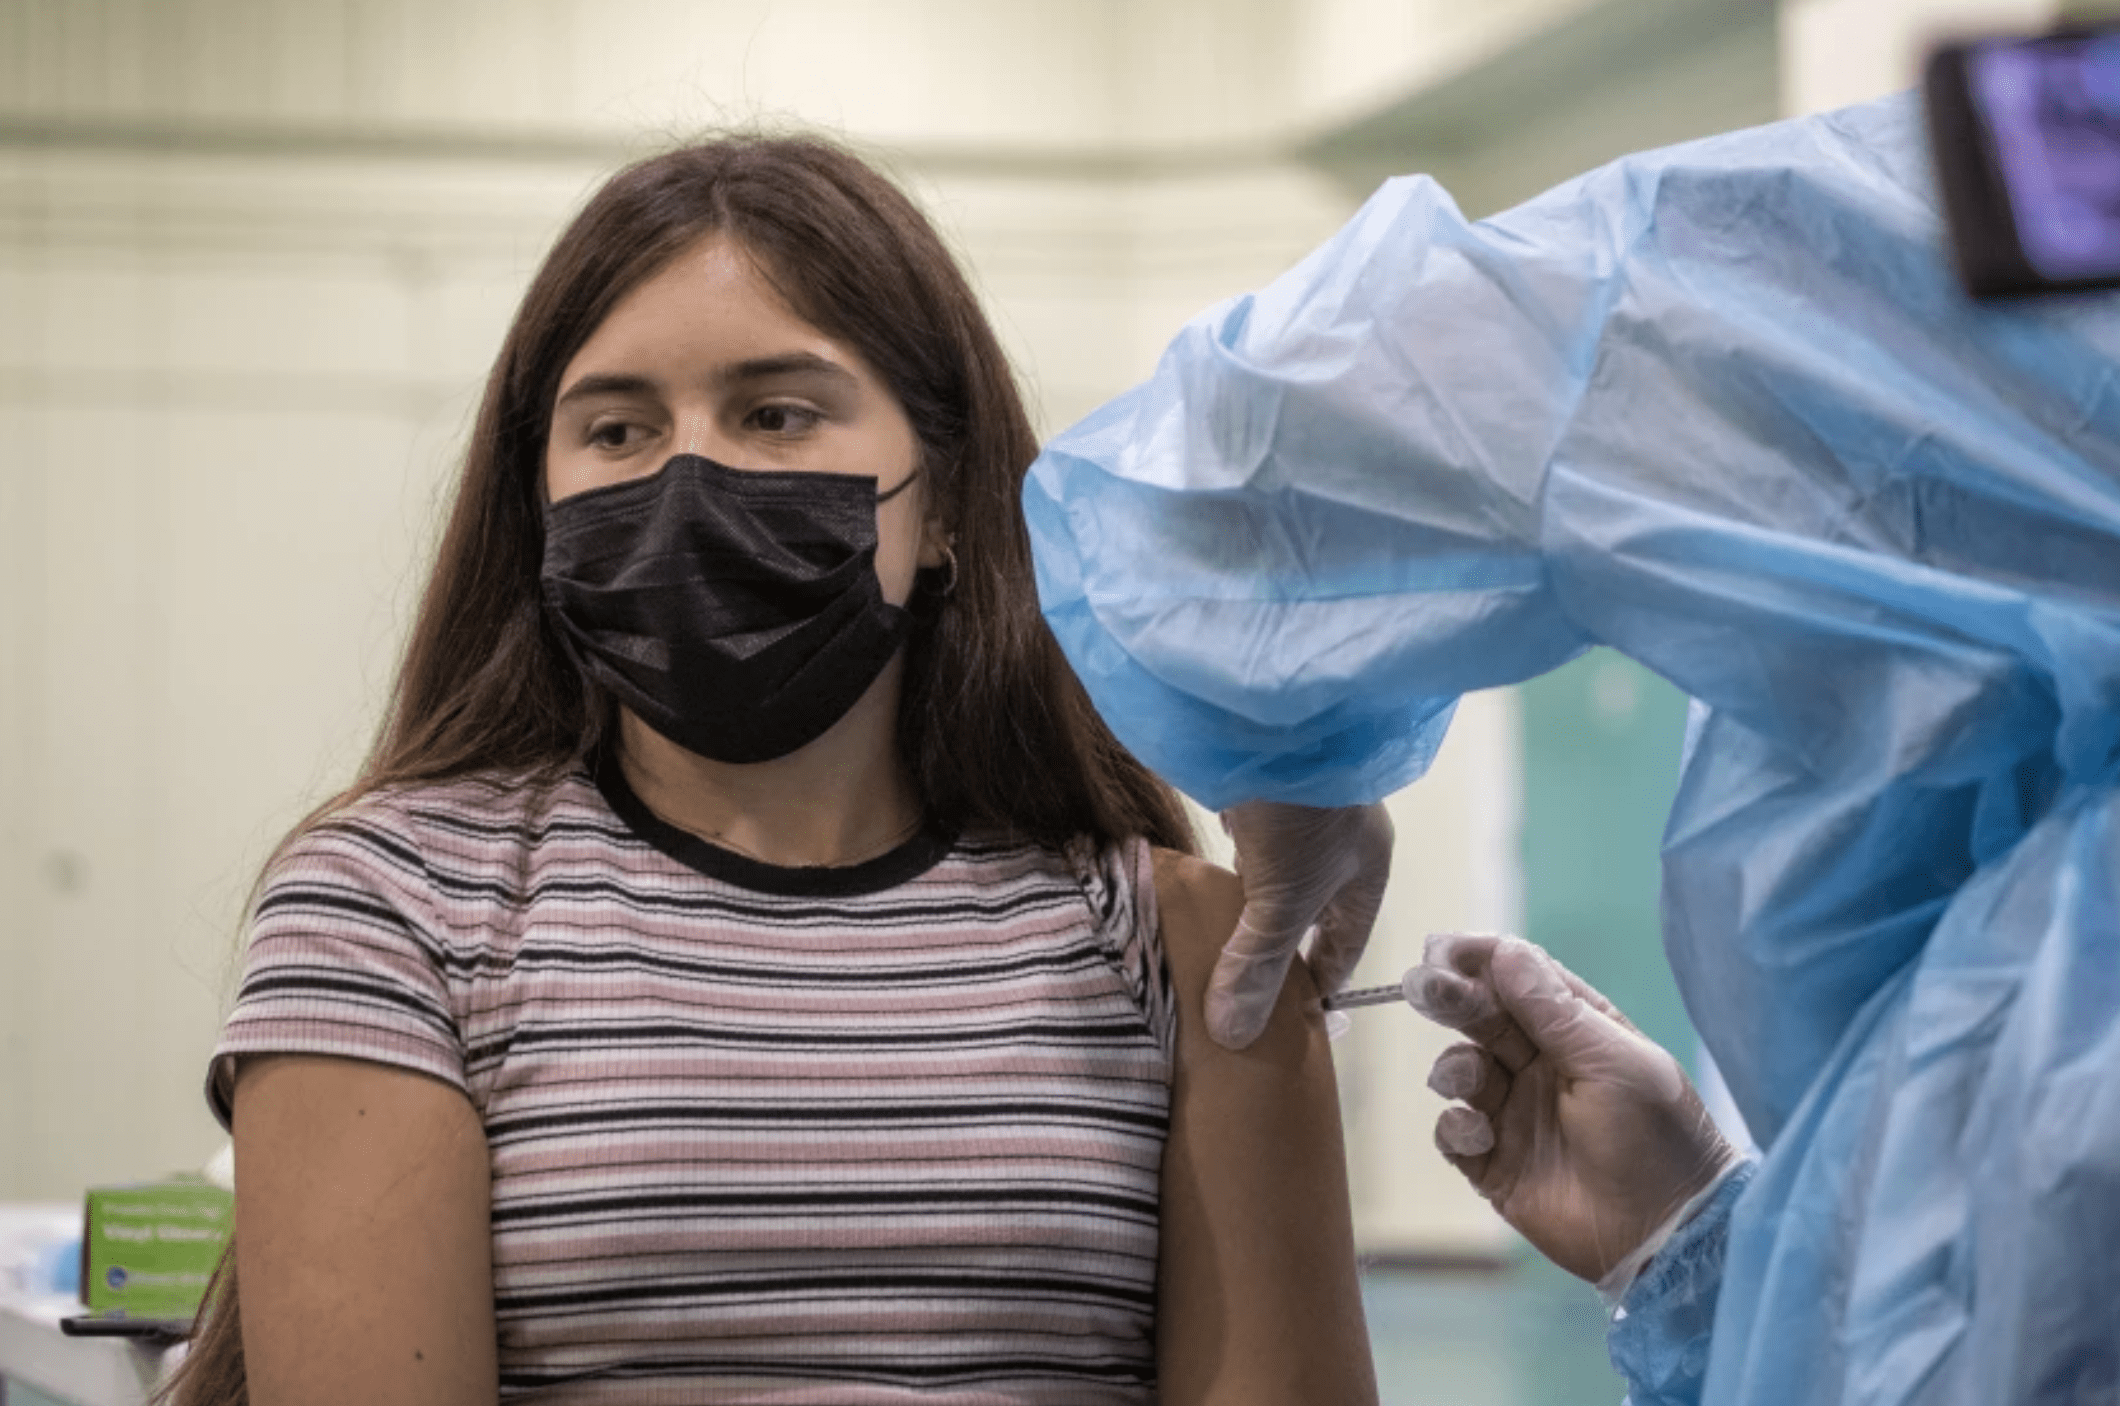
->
xmin=1321 ymin=981 xmax=1407 ymax=1012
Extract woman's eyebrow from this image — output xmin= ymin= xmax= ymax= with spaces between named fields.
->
xmin=554 ymin=355 xmax=857 ymax=411
xmin=722 ymin=352 xmax=860 ymax=389
xmin=553 ymin=372 xmax=659 ymax=412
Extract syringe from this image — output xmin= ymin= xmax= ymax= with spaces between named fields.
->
xmin=1321 ymin=957 xmax=1505 ymax=1032
xmin=1319 ymin=969 xmax=1425 ymax=1013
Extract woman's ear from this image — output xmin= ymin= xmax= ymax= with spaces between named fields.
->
xmin=917 ymin=516 xmax=953 ymax=571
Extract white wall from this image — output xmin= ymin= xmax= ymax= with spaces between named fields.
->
xmin=918 ymin=162 xmax=1354 ymax=438
xmin=1285 ymin=0 xmax=1609 ymax=137
xmin=0 ymin=144 xmax=598 ymax=1198
xmin=1780 ymin=0 xmax=2062 ymax=115
xmin=0 ymin=0 xmax=1125 ymax=150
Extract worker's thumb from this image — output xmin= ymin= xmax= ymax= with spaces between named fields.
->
xmin=1305 ymin=879 xmax=1387 ymax=1002
xmin=1204 ymin=911 xmax=1302 ymax=1050
xmin=1487 ymin=940 xmax=1685 ymax=1103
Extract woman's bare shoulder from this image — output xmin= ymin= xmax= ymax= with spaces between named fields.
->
xmin=1148 ymin=848 xmax=1319 ymax=1006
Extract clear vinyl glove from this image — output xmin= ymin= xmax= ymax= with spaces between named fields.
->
xmin=1412 ymin=933 xmax=1739 ymax=1292
xmin=1210 ymin=801 xmax=1394 ymax=1049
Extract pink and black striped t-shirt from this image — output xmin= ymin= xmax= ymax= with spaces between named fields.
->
xmin=208 ymin=758 xmax=1175 ymax=1404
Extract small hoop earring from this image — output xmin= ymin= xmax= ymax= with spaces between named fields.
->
xmin=936 ymin=544 xmax=960 ymax=597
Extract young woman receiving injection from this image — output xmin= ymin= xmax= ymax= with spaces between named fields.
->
xmin=163 ymin=136 xmax=1376 ymax=1405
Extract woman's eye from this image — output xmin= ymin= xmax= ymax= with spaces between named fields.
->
xmin=586 ymin=421 xmax=643 ymax=450
xmin=747 ymin=403 xmax=821 ymax=435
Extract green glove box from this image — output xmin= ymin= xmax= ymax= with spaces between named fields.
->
xmin=79 ymin=1177 xmax=233 ymax=1319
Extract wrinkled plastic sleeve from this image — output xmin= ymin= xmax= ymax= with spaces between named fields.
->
xmin=1610 ymin=1162 xmax=1753 ymax=1406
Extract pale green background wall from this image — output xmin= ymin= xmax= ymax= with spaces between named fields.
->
xmin=1521 ymin=656 xmax=1695 ymax=1058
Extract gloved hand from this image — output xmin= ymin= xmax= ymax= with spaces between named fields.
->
xmin=1410 ymin=933 xmax=1738 ymax=1287
xmin=1209 ymin=801 xmax=1394 ymax=1048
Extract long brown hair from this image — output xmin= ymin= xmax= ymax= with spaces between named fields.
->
xmin=162 ymin=134 xmax=1194 ymax=1406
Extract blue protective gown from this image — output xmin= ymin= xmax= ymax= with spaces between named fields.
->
xmin=1612 ymin=1162 xmax=1752 ymax=1406
xmin=1025 ymin=94 xmax=2120 ymax=1405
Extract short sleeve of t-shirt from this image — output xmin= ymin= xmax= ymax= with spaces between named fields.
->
xmin=1072 ymin=835 xmax=1175 ymax=1065
xmin=206 ymin=800 xmax=467 ymax=1130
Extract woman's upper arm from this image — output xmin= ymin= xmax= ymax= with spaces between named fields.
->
xmin=1151 ymin=850 xmax=1379 ymax=1406
xmin=233 ymin=1054 xmax=497 ymax=1406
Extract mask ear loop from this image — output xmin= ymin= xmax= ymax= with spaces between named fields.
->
xmin=875 ymin=468 xmax=922 ymax=504
xmin=877 ymin=467 xmax=955 ymax=598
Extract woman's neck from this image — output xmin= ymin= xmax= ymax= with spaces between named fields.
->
xmin=615 ymin=662 xmax=924 ymax=869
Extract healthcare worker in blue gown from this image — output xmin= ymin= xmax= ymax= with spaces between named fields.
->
xmin=1024 ymin=88 xmax=2120 ymax=1406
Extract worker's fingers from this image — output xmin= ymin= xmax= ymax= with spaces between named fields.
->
xmin=1424 ymin=932 xmax=1503 ymax=979
xmin=1427 ymin=1042 xmax=1511 ymax=1121
xmin=1403 ymin=963 xmax=1497 ymax=1026
xmin=1427 ymin=932 xmax=1643 ymax=1034
xmin=1434 ymin=1105 xmax=1496 ymax=1160
xmin=1488 ymin=940 xmax=1685 ymax=1102
xmin=1459 ymin=1009 xmax=1538 ymax=1078
xmin=1305 ymin=878 xmax=1387 ymax=1000
xmin=1204 ymin=913 xmax=1303 ymax=1050
xmin=1405 ymin=964 xmax=1540 ymax=1074
xmin=1419 ymin=933 xmax=1659 ymax=1070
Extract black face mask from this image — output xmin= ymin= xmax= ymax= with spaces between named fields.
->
xmin=540 ymin=453 xmax=921 ymax=765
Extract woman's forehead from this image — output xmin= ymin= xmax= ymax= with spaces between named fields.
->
xmin=561 ymin=236 xmax=868 ymax=392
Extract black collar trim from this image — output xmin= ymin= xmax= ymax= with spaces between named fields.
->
xmin=591 ymin=748 xmax=956 ymax=898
